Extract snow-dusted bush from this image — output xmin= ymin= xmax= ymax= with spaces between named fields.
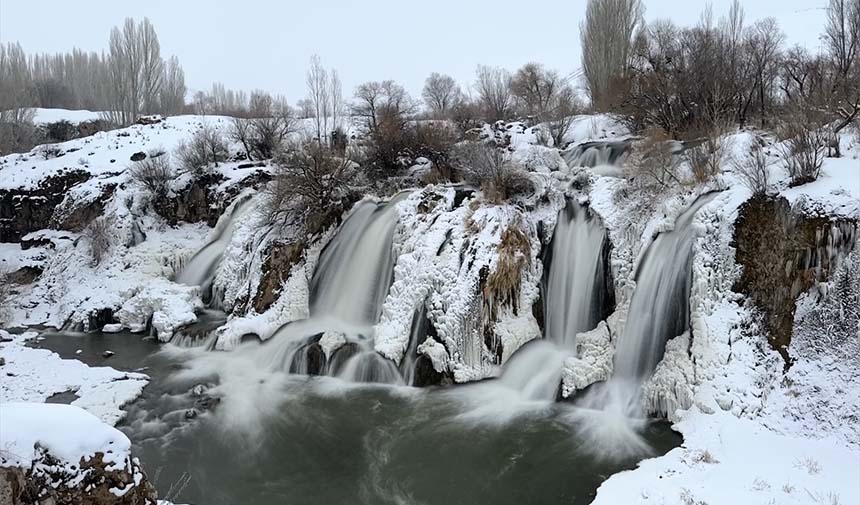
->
xmin=265 ymin=143 xmax=357 ymax=232
xmin=455 ymin=142 xmax=533 ymax=203
xmin=83 ymin=216 xmax=112 ymax=266
xmin=733 ymin=137 xmax=772 ymax=196
xmin=0 ymin=266 xmax=10 ymax=324
xmin=779 ymin=119 xmax=827 ymax=185
xmin=793 ymin=248 xmax=860 ymax=363
xmin=230 ymin=113 xmax=295 ymax=161
xmin=175 ymin=123 xmax=228 ymax=174
xmin=626 ymin=128 xmax=681 ymax=188
xmin=128 ymin=151 xmax=173 ymax=197
xmin=685 ymin=132 xmax=728 ymax=184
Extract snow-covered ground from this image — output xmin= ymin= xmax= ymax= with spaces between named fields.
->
xmin=0 ymin=330 xmax=148 ymax=425
xmin=1 ymin=110 xmax=858 ymax=504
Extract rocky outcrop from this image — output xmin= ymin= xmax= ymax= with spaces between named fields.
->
xmin=253 ymin=241 xmax=306 ymax=313
xmin=0 ymin=449 xmax=156 ymax=505
xmin=733 ymin=195 xmax=857 ymax=364
xmin=154 ymin=173 xmax=226 ymax=226
xmin=0 ymin=169 xmax=91 ymax=242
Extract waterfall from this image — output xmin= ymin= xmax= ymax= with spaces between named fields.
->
xmin=562 ymin=140 xmax=631 ymax=168
xmin=543 ymin=200 xmax=612 ymax=348
xmin=176 ymin=196 xmax=254 ymax=299
xmin=586 ymin=193 xmax=718 ymax=417
xmin=497 ymin=340 xmax=572 ymax=401
xmin=309 ymin=199 xmax=402 ymax=326
xmin=268 ymin=196 xmax=407 ymax=384
xmin=481 ymin=200 xmax=611 ymax=402
xmin=400 ymin=306 xmax=429 ymax=387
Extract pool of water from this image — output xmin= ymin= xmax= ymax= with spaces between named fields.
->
xmin=33 ymin=330 xmax=681 ymax=505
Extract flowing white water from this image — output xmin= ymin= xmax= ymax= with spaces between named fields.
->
xmin=176 ymin=196 xmax=254 ymax=291
xmin=587 ymin=193 xmax=718 ymax=417
xmin=544 ymin=200 xmax=609 ymax=348
xmin=562 ymin=140 xmax=631 ymax=168
xmin=268 ymin=196 xmax=408 ymax=383
xmin=309 ymin=199 xmax=403 ymax=326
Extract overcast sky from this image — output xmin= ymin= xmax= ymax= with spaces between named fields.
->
xmin=1 ymin=0 xmax=828 ymax=102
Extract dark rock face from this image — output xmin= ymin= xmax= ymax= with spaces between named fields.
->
xmin=87 ymin=308 xmax=116 ymax=332
xmin=1 ymin=448 xmax=157 ymax=505
xmin=412 ymin=355 xmax=444 ymax=387
xmin=253 ymin=241 xmax=306 ymax=313
xmin=288 ymin=342 xmax=327 ymax=376
xmin=50 ymin=182 xmax=117 ymax=232
xmin=733 ymin=195 xmax=857 ymax=364
xmin=153 ymin=173 xmax=227 ymax=226
xmin=328 ymin=342 xmax=360 ymax=375
xmin=0 ymin=169 xmax=91 ymax=242
xmin=130 ymin=151 xmax=146 ymax=162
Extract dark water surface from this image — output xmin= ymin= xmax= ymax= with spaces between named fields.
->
xmin=34 ymin=330 xmax=681 ymax=505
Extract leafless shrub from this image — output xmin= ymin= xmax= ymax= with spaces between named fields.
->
xmin=128 ymin=151 xmax=174 ymax=197
xmin=265 ymin=142 xmax=358 ymax=234
xmin=627 ymin=128 xmax=682 ymax=188
xmin=231 ymin=113 xmax=295 ymax=161
xmin=84 ymin=216 xmax=112 ymax=266
xmin=690 ymin=449 xmax=719 ymax=464
xmin=794 ymin=456 xmax=822 ymax=475
xmin=779 ymin=119 xmax=827 ymax=185
xmin=175 ymin=124 xmax=228 ymax=174
xmin=0 ymin=267 xmax=10 ymax=324
xmin=733 ymin=137 xmax=772 ymax=196
xmin=454 ymin=143 xmax=534 ymax=203
xmin=685 ymin=133 xmax=728 ymax=184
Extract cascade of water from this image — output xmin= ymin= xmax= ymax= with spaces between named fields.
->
xmin=400 ymin=306 xmax=429 ymax=387
xmin=587 ymin=193 xmax=718 ymax=417
xmin=497 ymin=340 xmax=572 ymax=401
xmin=176 ymin=196 xmax=254 ymax=298
xmin=562 ymin=140 xmax=631 ymax=168
xmin=309 ymin=199 xmax=402 ymax=326
xmin=267 ymin=195 xmax=407 ymax=384
xmin=543 ymin=200 xmax=611 ymax=348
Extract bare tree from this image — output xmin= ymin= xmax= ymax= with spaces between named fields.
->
xmin=422 ymin=73 xmax=462 ymax=118
xmin=104 ymin=18 xmax=166 ymax=125
xmin=745 ymin=18 xmax=784 ymax=128
xmin=353 ymin=80 xmax=414 ymax=131
xmin=159 ymin=55 xmax=186 ymax=115
xmin=510 ymin=62 xmax=564 ymax=118
xmin=823 ymin=0 xmax=860 ymax=132
xmin=306 ymin=55 xmax=330 ymax=144
xmin=330 ymin=69 xmax=344 ymax=135
xmin=580 ymin=0 xmax=644 ymax=110
xmin=474 ymin=65 xmax=514 ymax=121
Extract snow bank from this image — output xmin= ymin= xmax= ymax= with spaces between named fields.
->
xmin=593 ymin=409 xmax=860 ymax=505
xmin=0 ymin=403 xmax=132 ymax=469
xmin=0 ymin=330 xmax=148 ymax=425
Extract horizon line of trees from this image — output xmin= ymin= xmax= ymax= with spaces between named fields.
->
xmin=2 ymin=0 xmax=859 ymax=157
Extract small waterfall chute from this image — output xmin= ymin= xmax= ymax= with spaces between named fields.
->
xmin=266 ymin=195 xmax=408 ymax=384
xmin=562 ymin=140 xmax=632 ymax=169
xmin=586 ymin=192 xmax=718 ymax=418
xmin=176 ymin=195 xmax=255 ymax=298
xmin=543 ymin=200 xmax=612 ymax=348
